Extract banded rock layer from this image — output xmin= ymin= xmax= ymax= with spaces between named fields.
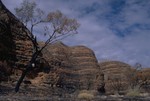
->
xmin=37 ymin=42 xmax=104 ymax=91
xmin=0 ymin=1 xmax=33 ymax=69
xmin=99 ymin=61 xmax=132 ymax=94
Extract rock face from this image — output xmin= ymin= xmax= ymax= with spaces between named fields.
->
xmin=0 ymin=0 xmax=103 ymax=93
xmin=99 ymin=61 xmax=132 ymax=94
xmin=0 ymin=1 xmax=33 ymax=69
xmin=36 ymin=42 xmax=104 ymax=92
xmin=69 ymin=45 xmax=103 ymax=90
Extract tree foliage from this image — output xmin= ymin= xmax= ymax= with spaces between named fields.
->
xmin=15 ymin=0 xmax=44 ymax=28
xmin=15 ymin=0 xmax=80 ymax=50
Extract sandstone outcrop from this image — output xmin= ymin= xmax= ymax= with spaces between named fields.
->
xmin=0 ymin=0 xmax=33 ymax=69
xmin=99 ymin=61 xmax=132 ymax=94
xmin=34 ymin=42 xmax=104 ymax=93
xmin=1 ymin=0 xmax=149 ymax=97
xmin=0 ymin=0 xmax=104 ymax=93
xmin=69 ymin=45 xmax=103 ymax=90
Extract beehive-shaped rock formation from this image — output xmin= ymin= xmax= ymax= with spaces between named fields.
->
xmin=0 ymin=1 xmax=33 ymax=69
xmin=38 ymin=42 xmax=103 ymax=92
xmin=99 ymin=61 xmax=132 ymax=94
xmin=69 ymin=45 xmax=102 ymax=90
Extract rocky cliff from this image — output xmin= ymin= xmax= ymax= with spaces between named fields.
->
xmin=0 ymin=1 xmax=33 ymax=69
xmin=0 ymin=0 xmax=104 ymax=93
xmin=33 ymin=42 xmax=104 ymax=93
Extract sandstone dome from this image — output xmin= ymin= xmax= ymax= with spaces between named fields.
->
xmin=99 ymin=61 xmax=132 ymax=94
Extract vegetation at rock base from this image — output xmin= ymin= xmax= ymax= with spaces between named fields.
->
xmin=126 ymin=86 xmax=141 ymax=97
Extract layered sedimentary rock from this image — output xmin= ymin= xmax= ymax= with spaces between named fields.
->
xmin=99 ymin=61 xmax=132 ymax=94
xmin=0 ymin=1 xmax=33 ymax=69
xmin=36 ymin=42 xmax=104 ymax=92
xmin=69 ymin=45 xmax=103 ymax=90
xmin=0 ymin=0 xmax=103 ymax=92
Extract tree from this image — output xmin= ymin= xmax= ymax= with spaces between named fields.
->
xmin=15 ymin=0 xmax=45 ymax=33
xmin=14 ymin=0 xmax=80 ymax=92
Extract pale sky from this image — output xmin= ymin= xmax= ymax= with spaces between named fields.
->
xmin=2 ymin=0 xmax=150 ymax=67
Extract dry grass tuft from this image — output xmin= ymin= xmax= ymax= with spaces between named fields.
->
xmin=77 ymin=90 xmax=94 ymax=101
xmin=126 ymin=87 xmax=140 ymax=97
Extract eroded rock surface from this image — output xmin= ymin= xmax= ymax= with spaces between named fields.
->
xmin=99 ymin=61 xmax=132 ymax=94
xmin=0 ymin=0 xmax=33 ymax=69
xmin=35 ymin=42 xmax=104 ymax=93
